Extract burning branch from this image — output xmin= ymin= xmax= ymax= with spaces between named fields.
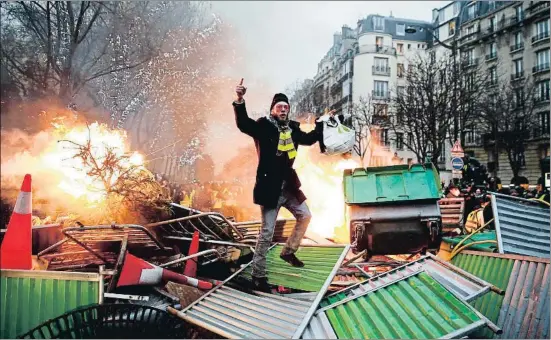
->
xmin=58 ymin=123 xmax=170 ymax=224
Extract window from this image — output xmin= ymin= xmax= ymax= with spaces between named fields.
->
xmin=396 ymin=24 xmax=405 ymax=36
xmin=440 ymin=10 xmax=446 ymax=22
xmin=536 ymin=49 xmax=550 ymax=67
xmin=376 ymin=36 xmax=383 ymax=47
xmin=489 ymin=16 xmax=497 ymax=31
xmin=466 ymin=25 xmax=475 ymax=35
xmin=417 ymin=44 xmax=420 ymax=48
xmin=514 ymin=88 xmax=525 ymax=108
xmin=513 ymin=31 xmax=523 ymax=46
xmin=380 ymin=129 xmax=390 ymax=146
xmin=397 ymin=86 xmax=405 ymax=96
xmin=536 ymin=19 xmax=550 ymax=36
xmin=374 ymin=57 xmax=389 ymax=68
xmin=396 ymin=133 xmax=404 ymax=150
xmin=373 ymin=80 xmax=389 ymax=97
xmin=488 ymin=42 xmax=497 ymax=56
xmin=467 ymin=4 xmax=476 ymax=20
xmin=374 ymin=104 xmax=388 ymax=116
xmin=408 ymin=133 xmax=414 ymax=147
xmin=464 ymin=49 xmax=475 ymax=63
xmin=373 ymin=16 xmax=385 ymax=31
xmin=397 ymin=43 xmax=404 ymax=53
xmin=407 ymin=43 xmax=411 ymax=50
xmin=465 ymin=130 xmax=476 ymax=145
xmin=397 ymin=63 xmax=405 ymax=77
xmin=537 ymin=79 xmax=550 ymax=101
xmin=488 ymin=1 xmax=496 ymax=10
xmin=513 ymin=58 xmax=523 ymax=75
xmin=448 ymin=21 xmax=456 ymax=36
xmin=453 ymin=2 xmax=461 ymax=15
xmin=489 ymin=66 xmax=497 ymax=84
xmin=539 ymin=112 xmax=550 ymax=136
xmin=515 ymin=5 xmax=524 ymax=20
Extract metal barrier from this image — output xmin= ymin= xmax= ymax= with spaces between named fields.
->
xmin=439 ymin=197 xmax=465 ymax=232
xmin=18 ymin=304 xmax=186 ymax=339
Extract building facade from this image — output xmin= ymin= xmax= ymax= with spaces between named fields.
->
xmin=455 ymin=0 xmax=550 ymax=184
xmin=311 ymin=16 xmax=432 ymax=165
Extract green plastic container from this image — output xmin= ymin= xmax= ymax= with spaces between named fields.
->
xmin=343 ymin=163 xmax=443 ymax=255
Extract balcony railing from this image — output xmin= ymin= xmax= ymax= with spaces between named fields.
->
xmin=462 ymin=57 xmax=479 ymax=67
xmin=535 ymin=90 xmax=550 ymax=103
xmin=510 ymin=15 xmax=524 ymax=25
xmin=372 ymin=65 xmax=391 ymax=76
xmin=485 ymin=52 xmax=497 ymax=61
xmin=331 ymin=94 xmax=352 ymax=110
xmin=528 ymin=1 xmax=550 ymax=14
xmin=533 ymin=63 xmax=550 ymax=74
xmin=372 ymin=90 xmax=390 ymax=100
xmin=510 ymin=42 xmax=524 ymax=53
xmin=371 ymin=114 xmax=389 ymax=126
xmin=510 ymin=71 xmax=525 ymax=81
xmin=359 ymin=45 xmax=397 ymax=56
xmin=532 ymin=31 xmax=550 ymax=44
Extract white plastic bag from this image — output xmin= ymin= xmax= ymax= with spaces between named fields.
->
xmin=317 ymin=115 xmax=355 ymax=155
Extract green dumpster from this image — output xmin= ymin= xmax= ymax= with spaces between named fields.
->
xmin=343 ymin=163 xmax=443 ymax=255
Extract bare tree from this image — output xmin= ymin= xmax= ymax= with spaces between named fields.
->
xmin=0 ymin=1 xmax=162 ymax=103
xmin=349 ymin=95 xmax=381 ymax=166
xmin=287 ymin=79 xmax=316 ymax=119
xmin=478 ymin=77 xmax=540 ymax=179
xmin=388 ymin=52 xmax=488 ymax=167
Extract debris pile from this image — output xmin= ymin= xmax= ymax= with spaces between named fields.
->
xmin=1 ymin=174 xmax=549 ymax=339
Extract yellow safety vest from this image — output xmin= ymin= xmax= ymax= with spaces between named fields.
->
xmin=465 ymin=208 xmax=484 ymax=234
xmin=180 ymin=193 xmax=191 ymax=208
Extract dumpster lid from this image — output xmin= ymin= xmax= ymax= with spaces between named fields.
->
xmin=343 ymin=163 xmax=441 ymax=204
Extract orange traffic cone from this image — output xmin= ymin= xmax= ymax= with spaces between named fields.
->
xmin=183 ymin=231 xmax=200 ymax=277
xmin=0 ymin=174 xmax=32 ymax=270
xmin=117 ymin=252 xmax=212 ymax=290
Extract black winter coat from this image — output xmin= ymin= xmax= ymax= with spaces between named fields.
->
xmin=233 ymin=101 xmax=322 ymax=208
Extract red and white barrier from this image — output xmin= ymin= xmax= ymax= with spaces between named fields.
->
xmin=117 ymin=252 xmax=212 ymax=290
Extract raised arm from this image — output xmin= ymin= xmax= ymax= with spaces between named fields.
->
xmin=233 ymin=100 xmax=261 ymax=139
xmin=233 ymin=78 xmax=261 ymax=139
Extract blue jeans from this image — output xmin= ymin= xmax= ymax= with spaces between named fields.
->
xmin=251 ymin=185 xmax=312 ymax=278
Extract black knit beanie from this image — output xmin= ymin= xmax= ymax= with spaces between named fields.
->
xmin=270 ymin=93 xmax=289 ymax=111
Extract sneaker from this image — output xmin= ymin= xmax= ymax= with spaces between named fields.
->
xmin=280 ymin=253 xmax=304 ymax=267
xmin=252 ymin=276 xmax=271 ymax=293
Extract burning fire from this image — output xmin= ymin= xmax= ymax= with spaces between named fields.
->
xmin=290 ymin=147 xmax=359 ymax=241
xmin=278 ymin=122 xmax=400 ymax=242
xmin=43 ymin=122 xmax=145 ymax=204
xmin=1 ymin=117 xmax=152 ymax=224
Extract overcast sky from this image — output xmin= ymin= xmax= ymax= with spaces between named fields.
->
xmin=211 ymin=1 xmax=450 ymax=92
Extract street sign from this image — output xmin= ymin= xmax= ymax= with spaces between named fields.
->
xmin=450 ymin=140 xmax=464 ymax=158
xmin=451 ymin=157 xmax=464 ymax=170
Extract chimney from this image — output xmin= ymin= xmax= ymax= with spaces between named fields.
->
xmin=333 ymin=33 xmax=341 ymax=45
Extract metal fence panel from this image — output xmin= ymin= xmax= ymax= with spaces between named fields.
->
xmin=326 ymin=254 xmax=493 ymax=303
xmin=240 ymin=245 xmax=347 ymax=292
xmin=491 ymin=193 xmax=550 ymax=258
xmin=318 ymin=271 xmax=485 ymax=339
xmin=452 ymin=251 xmax=550 ymax=339
xmin=171 ymin=245 xmax=349 ymax=339
xmin=0 ymin=270 xmax=101 ymax=338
